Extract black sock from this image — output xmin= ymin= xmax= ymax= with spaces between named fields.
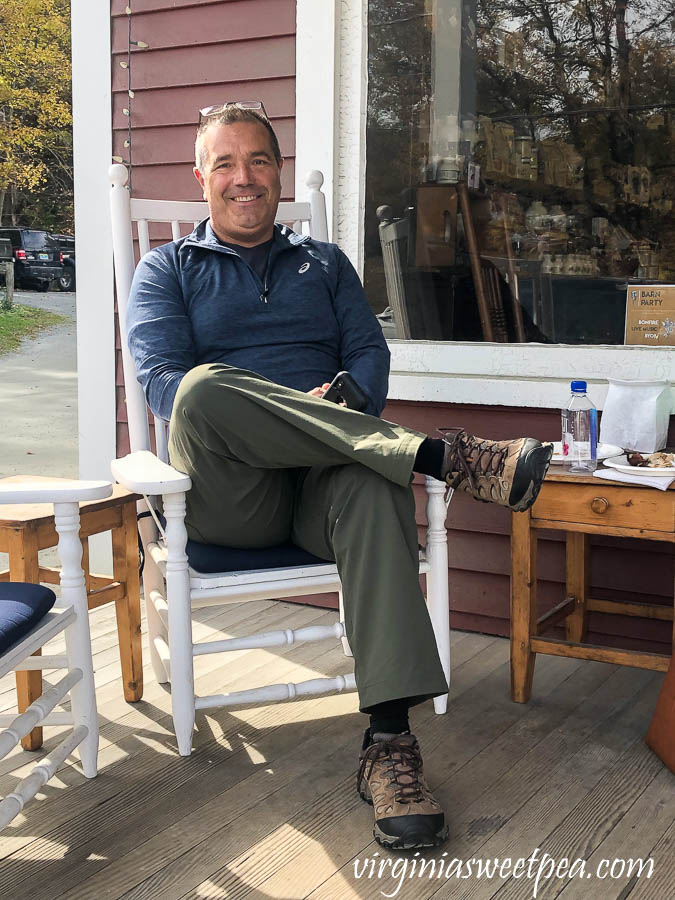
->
xmin=413 ymin=437 xmax=445 ymax=480
xmin=365 ymin=698 xmax=410 ymax=737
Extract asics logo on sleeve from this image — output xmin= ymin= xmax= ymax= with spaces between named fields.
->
xmin=298 ymin=262 xmax=310 ymax=274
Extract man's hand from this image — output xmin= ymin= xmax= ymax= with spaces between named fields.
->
xmin=307 ymin=382 xmax=346 ymax=406
xmin=307 ymin=383 xmax=332 ymax=398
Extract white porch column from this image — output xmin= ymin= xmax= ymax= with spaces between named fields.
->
xmin=296 ymin=0 xmax=368 ymax=274
xmin=295 ymin=0 xmax=340 ymax=243
xmin=71 ymin=0 xmax=116 ymax=481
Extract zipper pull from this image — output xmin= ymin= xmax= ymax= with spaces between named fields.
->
xmin=260 ymin=274 xmax=269 ymax=303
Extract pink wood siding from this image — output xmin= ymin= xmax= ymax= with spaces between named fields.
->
xmin=110 ymin=0 xmax=296 ymax=201
xmin=113 ymin=0 xmax=297 ymax=455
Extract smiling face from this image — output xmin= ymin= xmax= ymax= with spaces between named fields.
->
xmin=193 ymin=121 xmax=283 ymax=247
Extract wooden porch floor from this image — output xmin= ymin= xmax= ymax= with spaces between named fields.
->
xmin=0 ymin=599 xmax=673 ymax=900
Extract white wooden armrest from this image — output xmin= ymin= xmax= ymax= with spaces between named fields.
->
xmin=112 ymin=450 xmax=192 ymax=495
xmin=0 ymin=480 xmax=112 ymax=504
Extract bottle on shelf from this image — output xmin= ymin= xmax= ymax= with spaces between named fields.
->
xmin=561 ymin=380 xmax=598 ymax=473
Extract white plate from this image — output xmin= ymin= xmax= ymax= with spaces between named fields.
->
xmin=550 ymin=442 xmax=623 ymax=465
xmin=602 ymin=454 xmax=675 ymax=477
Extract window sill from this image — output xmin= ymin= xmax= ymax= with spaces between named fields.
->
xmin=387 ymin=340 xmax=675 ymax=410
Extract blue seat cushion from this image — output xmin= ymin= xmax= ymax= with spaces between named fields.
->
xmin=0 ymin=583 xmax=57 ymax=654
xmin=186 ymin=539 xmax=332 ymax=574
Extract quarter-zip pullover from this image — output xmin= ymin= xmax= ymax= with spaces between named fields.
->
xmin=126 ymin=221 xmax=391 ymax=421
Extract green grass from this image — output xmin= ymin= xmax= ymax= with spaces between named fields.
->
xmin=0 ymin=304 xmax=69 ymax=356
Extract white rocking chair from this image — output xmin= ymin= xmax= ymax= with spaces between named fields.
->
xmin=0 ymin=479 xmax=111 ymax=829
xmin=108 ymin=164 xmax=451 ymax=756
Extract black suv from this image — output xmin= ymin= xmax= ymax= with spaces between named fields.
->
xmin=52 ymin=234 xmax=76 ymax=291
xmin=0 ymin=227 xmax=63 ymax=291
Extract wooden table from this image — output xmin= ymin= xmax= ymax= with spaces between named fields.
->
xmin=0 ymin=476 xmax=143 ymax=748
xmin=511 ymin=470 xmax=675 ymax=702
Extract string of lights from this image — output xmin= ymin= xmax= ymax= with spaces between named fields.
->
xmin=111 ymin=6 xmax=149 ymax=193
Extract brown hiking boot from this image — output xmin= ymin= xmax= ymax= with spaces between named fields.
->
xmin=439 ymin=427 xmax=553 ymax=512
xmin=357 ymin=730 xmax=448 ymax=850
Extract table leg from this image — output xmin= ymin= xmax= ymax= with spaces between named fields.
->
xmin=9 ymin=526 xmax=43 ymax=750
xmin=566 ymin=532 xmax=590 ymax=643
xmin=510 ymin=509 xmax=537 ymax=702
xmin=81 ymin=537 xmax=91 ymax=593
xmin=111 ymin=502 xmax=143 ymax=701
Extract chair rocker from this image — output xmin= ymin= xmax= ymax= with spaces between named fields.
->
xmin=109 ymin=164 xmax=451 ymax=757
xmin=0 ymin=479 xmax=111 ymax=829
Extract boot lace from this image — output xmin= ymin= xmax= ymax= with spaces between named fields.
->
xmin=438 ymin=427 xmax=508 ymax=491
xmin=357 ymin=737 xmax=426 ymax=804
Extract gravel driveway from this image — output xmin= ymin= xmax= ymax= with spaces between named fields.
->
xmin=0 ymin=288 xmax=78 ymax=478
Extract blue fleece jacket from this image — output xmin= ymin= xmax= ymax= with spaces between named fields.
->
xmin=126 ymin=221 xmax=391 ymax=421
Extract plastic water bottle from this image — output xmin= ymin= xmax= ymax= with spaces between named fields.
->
xmin=561 ymin=381 xmax=598 ymax=473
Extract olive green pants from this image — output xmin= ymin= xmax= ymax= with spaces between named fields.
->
xmin=168 ymin=364 xmax=448 ymax=709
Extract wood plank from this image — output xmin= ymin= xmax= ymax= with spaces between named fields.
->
xmin=566 ymin=531 xmax=590 ymax=642
xmin=587 ymin=597 xmax=674 ymax=621
xmin=111 ymin=0 xmax=296 ymax=52
xmin=306 ymin=664 xmax=650 ymax=900
xmin=90 ymin=650 xmax=585 ymax=900
xmin=110 ymin=37 xmax=296 ymax=92
xmin=556 ymin=767 xmax=675 ymax=899
xmin=530 ymin=517 xmax=675 ymax=542
xmin=1 ymin=588 xmax=669 ymax=900
xmin=510 ymin=509 xmax=537 ymax=701
xmin=26 ymin=634 xmax=499 ymax=900
xmin=537 ymin=596 xmax=576 ymax=634
xmin=624 ymin=819 xmax=675 ymax=900
xmin=8 ymin=524 xmax=43 ymax=750
xmin=111 ymin=501 xmax=143 ymax=701
xmin=0 ymin=600 xmax=301 ymax=804
xmin=0 ymin=604 xmax=351 ymax=893
xmin=531 ymin=637 xmax=670 ymax=672
xmin=442 ymin=679 xmax=663 ymax=900
xmin=86 ymin=583 xmax=126 ymax=608
xmin=544 ymin=471 xmax=675 ymax=489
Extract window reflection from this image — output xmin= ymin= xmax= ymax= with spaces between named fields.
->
xmin=365 ymin=0 xmax=674 ymax=345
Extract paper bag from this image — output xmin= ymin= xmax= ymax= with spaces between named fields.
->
xmin=599 ymin=379 xmax=672 ymax=453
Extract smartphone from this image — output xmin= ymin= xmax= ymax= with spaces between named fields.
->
xmin=321 ymin=371 xmax=369 ymax=411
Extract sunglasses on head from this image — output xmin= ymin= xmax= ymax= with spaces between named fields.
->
xmin=198 ymin=100 xmax=269 ymax=124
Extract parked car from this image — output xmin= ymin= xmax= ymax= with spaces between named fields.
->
xmin=52 ymin=233 xmax=76 ymax=291
xmin=0 ymin=228 xmax=63 ymax=291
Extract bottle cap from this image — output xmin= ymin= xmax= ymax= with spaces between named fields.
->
xmin=571 ymin=380 xmax=587 ymax=393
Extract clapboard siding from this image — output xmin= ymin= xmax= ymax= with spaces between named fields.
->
xmin=113 ymin=0 xmax=297 ymax=455
xmin=112 ymin=119 xmax=295 ymax=166
xmin=114 ymin=157 xmax=296 ymax=201
xmin=111 ymin=0 xmax=296 ymax=202
xmin=111 ymin=78 xmax=295 ymax=130
xmin=112 ymin=37 xmax=295 ymax=94
xmin=111 ymin=0 xmax=295 ymax=52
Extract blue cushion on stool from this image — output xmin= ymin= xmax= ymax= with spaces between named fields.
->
xmin=186 ymin=539 xmax=332 ymax=575
xmin=0 ymin=583 xmax=57 ymax=654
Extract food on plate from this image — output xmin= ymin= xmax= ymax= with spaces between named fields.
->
xmin=627 ymin=451 xmax=675 ymax=468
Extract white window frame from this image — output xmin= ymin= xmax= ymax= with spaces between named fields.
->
xmin=296 ymin=0 xmax=675 ymax=412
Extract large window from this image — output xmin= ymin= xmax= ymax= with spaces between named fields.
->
xmin=365 ymin=0 xmax=674 ymax=346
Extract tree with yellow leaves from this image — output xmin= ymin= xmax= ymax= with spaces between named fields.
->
xmin=0 ymin=0 xmax=72 ymax=231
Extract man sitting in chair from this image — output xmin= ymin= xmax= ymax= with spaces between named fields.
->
xmin=127 ymin=102 xmax=553 ymax=851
